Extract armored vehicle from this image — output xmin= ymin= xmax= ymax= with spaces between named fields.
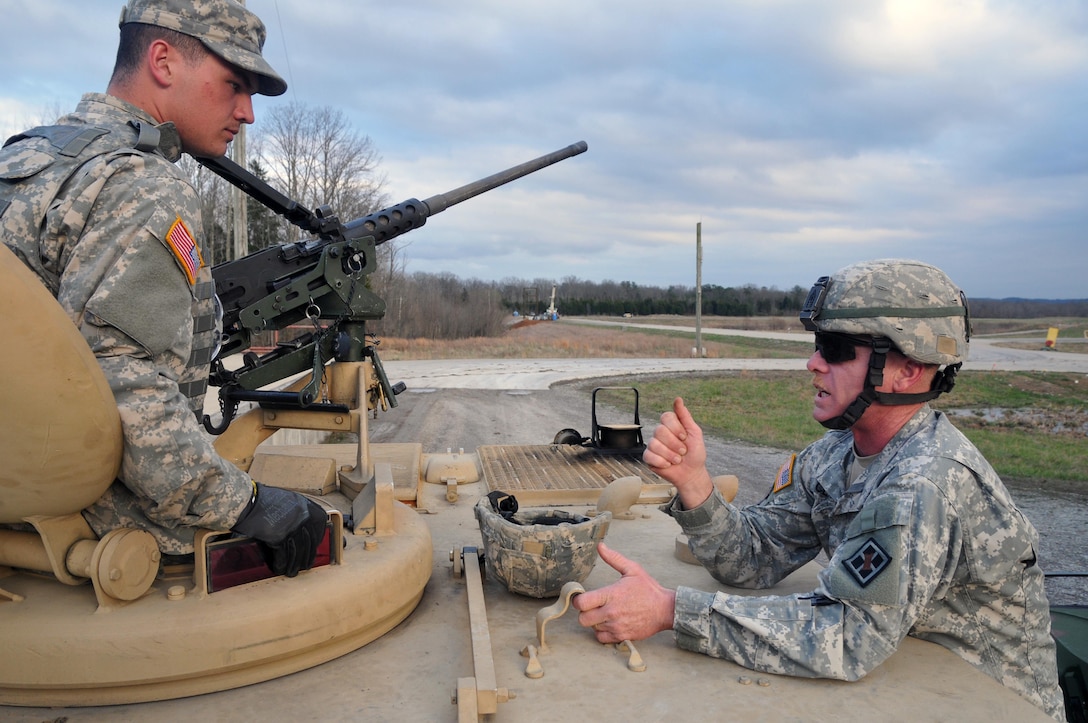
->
xmin=0 ymin=143 xmax=1057 ymax=721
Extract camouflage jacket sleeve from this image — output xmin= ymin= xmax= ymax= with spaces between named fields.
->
xmin=670 ymin=474 xmax=956 ymax=681
xmin=667 ymin=412 xmax=1062 ymax=717
xmin=58 ymin=152 xmax=252 ymax=543
xmin=662 ymin=458 xmax=825 ymax=589
xmin=670 ymin=476 xmax=953 ymax=678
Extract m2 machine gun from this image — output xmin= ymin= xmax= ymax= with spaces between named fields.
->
xmin=197 ymin=141 xmax=588 ymax=434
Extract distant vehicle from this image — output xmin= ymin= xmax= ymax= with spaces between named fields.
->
xmin=544 ymin=285 xmax=558 ymax=320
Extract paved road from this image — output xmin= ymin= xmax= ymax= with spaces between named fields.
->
xmin=383 ymin=319 xmax=1088 ymax=391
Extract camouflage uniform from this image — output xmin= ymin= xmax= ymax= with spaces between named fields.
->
xmin=0 ymin=93 xmax=252 ymax=553
xmin=664 ymin=406 xmax=1064 ymax=719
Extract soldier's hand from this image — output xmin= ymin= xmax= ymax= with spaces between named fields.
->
xmin=232 ymin=483 xmax=328 ymax=577
xmin=643 ymin=397 xmax=715 ymax=509
xmin=573 ymin=543 xmax=676 ymax=644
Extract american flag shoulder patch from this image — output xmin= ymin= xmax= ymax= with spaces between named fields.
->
xmin=772 ymin=453 xmax=797 ymax=494
xmin=165 ymin=216 xmax=203 ymax=285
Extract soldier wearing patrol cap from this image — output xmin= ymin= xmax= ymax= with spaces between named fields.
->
xmin=572 ymin=259 xmax=1064 ymax=719
xmin=118 ymin=0 xmax=287 ymax=98
xmin=0 ymin=0 xmax=325 ymax=577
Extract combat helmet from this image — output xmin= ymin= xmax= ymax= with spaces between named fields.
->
xmin=474 ymin=491 xmax=610 ymax=598
xmin=799 ymin=258 xmax=971 ymax=429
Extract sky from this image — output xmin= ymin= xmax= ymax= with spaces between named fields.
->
xmin=2 ymin=0 xmax=1086 ymax=300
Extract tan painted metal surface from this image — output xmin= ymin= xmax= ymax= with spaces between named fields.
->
xmin=0 ymin=500 xmax=431 ymax=706
xmin=478 ymin=444 xmax=673 ymax=505
xmin=1 ymin=476 xmax=1050 ymax=721
xmin=0 ymin=244 xmax=121 ymax=522
xmin=0 ymin=321 xmax=433 ymax=706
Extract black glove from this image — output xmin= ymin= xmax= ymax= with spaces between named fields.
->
xmin=232 ymin=483 xmax=328 ymax=578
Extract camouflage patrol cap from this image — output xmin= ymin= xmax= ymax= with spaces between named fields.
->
xmin=119 ymin=0 xmax=287 ymax=96
xmin=800 ymin=258 xmax=971 ymax=365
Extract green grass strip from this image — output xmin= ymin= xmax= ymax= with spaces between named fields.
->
xmin=634 ymin=371 xmax=1088 ymax=486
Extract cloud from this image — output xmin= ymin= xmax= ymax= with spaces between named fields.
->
xmin=2 ymin=0 xmax=1086 ymax=298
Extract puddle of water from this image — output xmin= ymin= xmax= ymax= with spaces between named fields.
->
xmin=1009 ymin=484 xmax=1088 ymax=605
xmin=946 ymin=407 xmax=1088 ymax=434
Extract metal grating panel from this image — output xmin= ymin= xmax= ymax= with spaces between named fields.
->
xmin=478 ymin=444 xmax=673 ymax=506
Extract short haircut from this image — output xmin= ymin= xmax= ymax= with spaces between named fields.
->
xmin=111 ymin=22 xmax=207 ymax=85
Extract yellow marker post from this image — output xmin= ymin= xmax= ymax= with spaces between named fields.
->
xmin=1044 ymin=327 xmax=1059 ymax=350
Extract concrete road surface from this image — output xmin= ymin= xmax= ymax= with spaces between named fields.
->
xmin=382 ymin=320 xmax=1088 ymax=391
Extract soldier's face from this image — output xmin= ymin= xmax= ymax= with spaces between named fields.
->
xmin=172 ymin=52 xmax=256 ymax=158
xmin=807 ymin=341 xmax=869 ymax=425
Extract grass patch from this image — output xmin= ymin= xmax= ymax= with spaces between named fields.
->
xmin=633 ymin=370 xmax=1088 ymax=486
xmin=633 ymin=371 xmax=822 ymax=451
xmin=933 ymin=371 xmax=1088 ymax=412
xmin=606 ymin=325 xmax=812 ymax=358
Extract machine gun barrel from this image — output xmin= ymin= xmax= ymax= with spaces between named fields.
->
xmin=200 ymin=140 xmax=587 ymax=249
xmin=202 ymin=141 xmax=587 ymax=361
xmin=421 ymin=140 xmax=587 ymax=216
xmin=341 ymin=140 xmax=587 ymax=246
xmin=197 ymin=140 xmax=587 ymax=432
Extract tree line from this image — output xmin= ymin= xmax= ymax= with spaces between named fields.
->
xmin=504 ymin=279 xmax=1088 ymax=321
xmin=516 ymin=279 xmax=811 ymax=317
xmin=368 ymin=277 xmax=811 ymax=339
xmin=371 ymin=274 xmax=1088 ymax=340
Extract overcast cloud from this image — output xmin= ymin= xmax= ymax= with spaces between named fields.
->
xmin=2 ymin=0 xmax=1085 ymax=299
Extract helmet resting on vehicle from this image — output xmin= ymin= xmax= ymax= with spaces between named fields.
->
xmin=474 ymin=492 xmax=610 ymax=598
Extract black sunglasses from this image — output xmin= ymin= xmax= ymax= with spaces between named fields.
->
xmin=813 ymin=332 xmax=872 ymax=364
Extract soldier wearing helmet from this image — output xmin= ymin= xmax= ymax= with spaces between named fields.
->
xmin=573 ymin=259 xmax=1064 ymax=719
xmin=1 ymin=1 xmax=325 ymax=577
xmin=799 ymin=258 xmax=969 ymax=431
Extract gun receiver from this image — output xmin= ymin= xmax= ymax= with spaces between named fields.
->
xmin=197 ymin=141 xmax=587 ymax=433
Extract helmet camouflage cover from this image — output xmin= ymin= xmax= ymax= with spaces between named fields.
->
xmin=800 ymin=258 xmax=970 ymax=366
xmin=475 ymin=493 xmax=610 ymax=598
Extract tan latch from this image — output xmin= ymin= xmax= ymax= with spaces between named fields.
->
xmin=520 ymin=580 xmax=647 ymax=678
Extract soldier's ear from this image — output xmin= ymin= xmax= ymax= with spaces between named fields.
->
xmin=891 ymin=354 xmax=931 ymax=393
xmin=147 ymin=38 xmax=178 ymax=88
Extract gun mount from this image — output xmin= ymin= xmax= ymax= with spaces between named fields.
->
xmin=197 ymin=141 xmax=588 ymax=433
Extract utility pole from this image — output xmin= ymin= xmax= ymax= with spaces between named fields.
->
xmin=695 ymin=222 xmax=704 ymax=357
xmin=230 ymin=0 xmax=249 ymax=260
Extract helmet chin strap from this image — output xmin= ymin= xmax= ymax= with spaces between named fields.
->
xmin=819 ymin=338 xmax=889 ymax=430
xmin=819 ymin=338 xmax=962 ymax=431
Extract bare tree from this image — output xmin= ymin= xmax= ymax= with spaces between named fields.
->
xmin=371 ymin=237 xmax=410 ymax=324
xmin=256 ymin=101 xmax=389 ymax=247
xmin=372 ymin=272 xmax=507 ymax=340
xmin=178 ymin=156 xmax=232 ymax=266
xmin=35 ymin=101 xmax=69 ymax=126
